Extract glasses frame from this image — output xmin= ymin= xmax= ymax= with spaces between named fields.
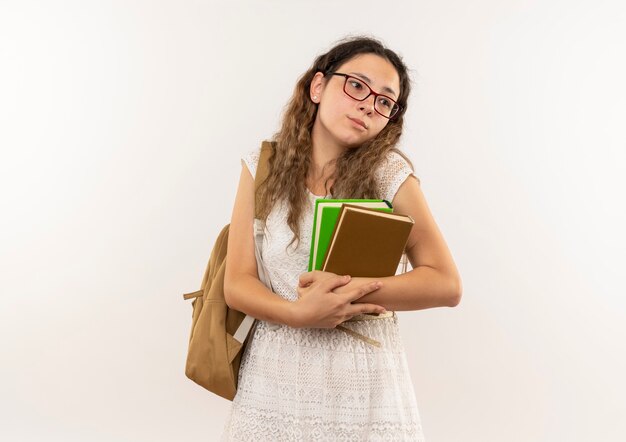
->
xmin=327 ymin=72 xmax=402 ymax=120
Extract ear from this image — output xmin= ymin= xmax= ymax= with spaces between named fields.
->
xmin=309 ymin=71 xmax=326 ymax=101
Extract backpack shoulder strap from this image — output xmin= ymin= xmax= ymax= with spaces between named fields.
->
xmin=254 ymin=140 xmax=274 ymax=218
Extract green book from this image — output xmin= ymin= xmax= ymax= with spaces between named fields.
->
xmin=308 ymin=199 xmax=392 ymax=271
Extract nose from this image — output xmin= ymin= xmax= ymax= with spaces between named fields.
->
xmin=359 ymin=94 xmax=376 ymax=114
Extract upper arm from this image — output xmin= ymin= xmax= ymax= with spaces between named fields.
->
xmin=392 ymin=176 xmax=461 ymax=283
xmin=224 ymin=161 xmax=259 ymax=300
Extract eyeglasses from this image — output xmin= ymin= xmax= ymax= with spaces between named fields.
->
xmin=327 ymin=72 xmax=401 ymax=119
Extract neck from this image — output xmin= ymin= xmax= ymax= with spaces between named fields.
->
xmin=309 ymin=120 xmax=346 ymax=179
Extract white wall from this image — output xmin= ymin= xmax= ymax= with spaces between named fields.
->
xmin=1 ymin=0 xmax=624 ymax=441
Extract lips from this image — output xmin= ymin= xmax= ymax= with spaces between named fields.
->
xmin=348 ymin=117 xmax=367 ymax=129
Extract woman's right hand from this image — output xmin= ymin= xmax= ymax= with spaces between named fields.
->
xmin=290 ymin=271 xmax=386 ymax=329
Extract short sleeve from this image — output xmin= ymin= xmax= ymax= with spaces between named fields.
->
xmin=241 ymin=146 xmax=261 ymax=178
xmin=375 ymin=151 xmax=420 ymax=203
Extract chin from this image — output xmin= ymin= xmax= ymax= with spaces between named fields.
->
xmin=336 ymin=137 xmax=363 ymax=150
xmin=338 ymin=129 xmax=369 ymax=146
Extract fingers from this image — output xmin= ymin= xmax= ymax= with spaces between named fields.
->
xmin=318 ymin=273 xmax=354 ymax=293
xmin=299 ymin=270 xmax=339 ymax=284
xmin=344 ymin=280 xmax=383 ymax=302
xmin=299 ymin=270 xmax=352 ymax=291
xmin=348 ymin=303 xmax=387 ymax=316
xmin=298 ymin=271 xmax=320 ymax=287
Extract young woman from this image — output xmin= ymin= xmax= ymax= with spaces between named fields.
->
xmin=221 ymin=35 xmax=462 ymax=441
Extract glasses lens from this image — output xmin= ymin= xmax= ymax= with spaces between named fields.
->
xmin=344 ymin=77 xmax=369 ymax=100
xmin=344 ymin=76 xmax=399 ymax=119
xmin=375 ymin=96 xmax=399 ymax=118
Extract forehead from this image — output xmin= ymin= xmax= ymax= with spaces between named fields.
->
xmin=336 ymin=53 xmax=401 ymax=98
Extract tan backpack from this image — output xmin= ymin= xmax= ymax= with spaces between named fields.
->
xmin=182 ymin=141 xmax=274 ymax=401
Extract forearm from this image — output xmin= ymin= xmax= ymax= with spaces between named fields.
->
xmin=341 ymin=266 xmax=462 ymax=311
xmin=224 ymin=275 xmax=295 ymax=326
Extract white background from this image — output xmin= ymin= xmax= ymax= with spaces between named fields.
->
xmin=1 ymin=0 xmax=625 ymax=441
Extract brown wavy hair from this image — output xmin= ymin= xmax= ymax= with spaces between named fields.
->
xmin=257 ymin=35 xmax=416 ymax=249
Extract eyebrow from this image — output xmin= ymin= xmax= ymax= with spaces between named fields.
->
xmin=348 ymin=71 xmax=398 ymax=98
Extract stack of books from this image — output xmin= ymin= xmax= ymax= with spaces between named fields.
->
xmin=308 ymin=199 xmax=414 ymax=278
